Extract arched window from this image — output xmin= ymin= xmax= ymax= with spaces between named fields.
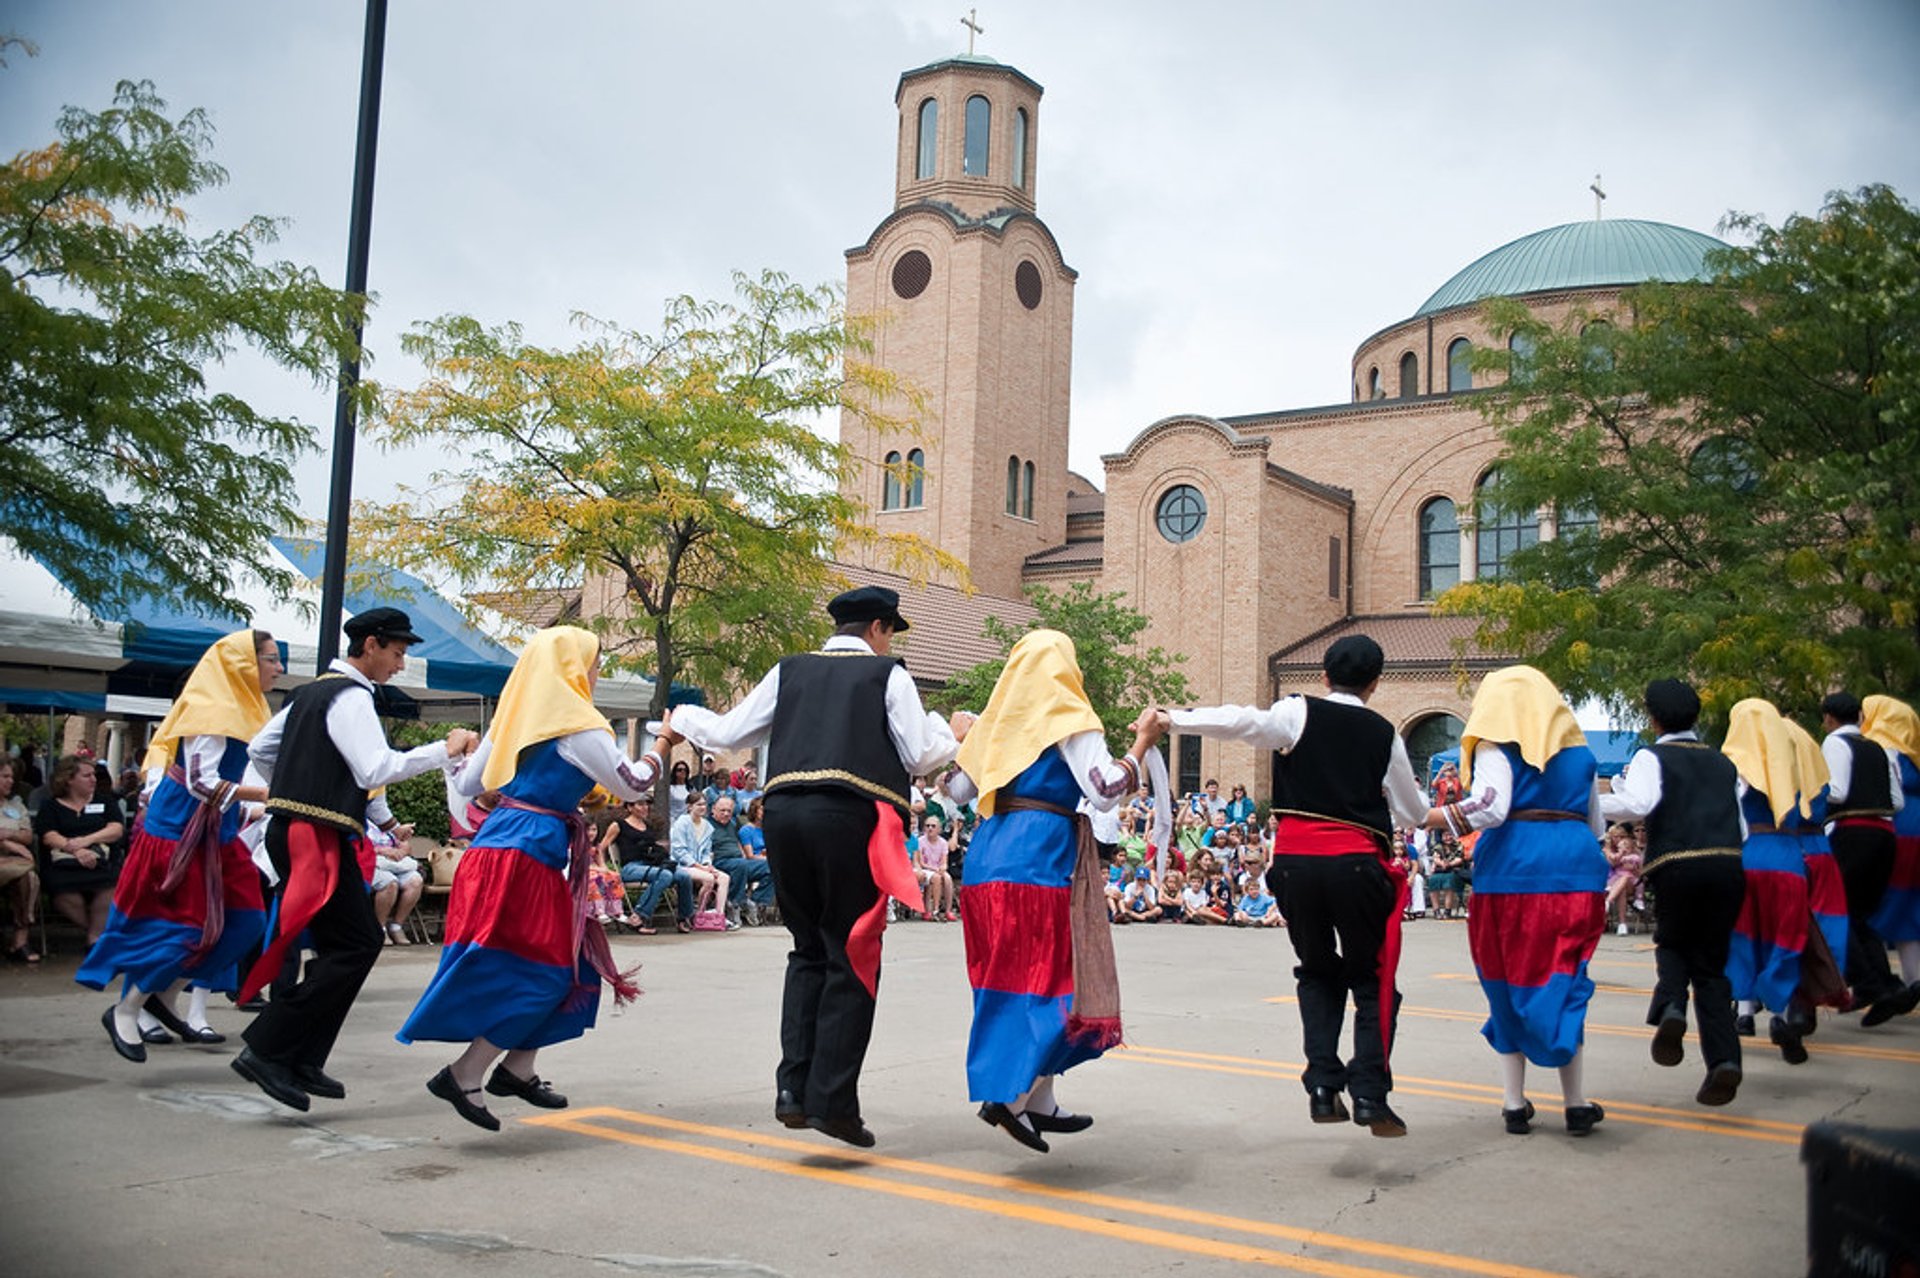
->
xmin=1418 ymin=497 xmax=1460 ymax=600
xmin=1399 ymin=351 xmax=1419 ymax=398
xmin=1689 ymin=436 xmax=1758 ymax=493
xmin=964 ymin=95 xmax=991 ymax=176
xmin=915 ymin=99 xmax=938 ymax=181
xmin=1021 ymin=460 xmax=1035 ymax=519
xmin=882 ymin=450 xmax=902 ymax=512
xmin=1367 ymin=367 xmax=1381 ymax=399
xmin=1006 ymin=455 xmax=1020 ymax=515
xmin=1447 ymin=338 xmax=1473 ymax=392
xmin=1557 ymin=503 xmax=1599 ymax=542
xmin=906 ymin=448 xmax=925 ymax=508
xmin=1581 ymin=320 xmax=1615 ymax=372
xmin=1405 ymin=714 xmax=1465 ymax=786
xmin=1507 ymin=330 xmax=1536 ymax=384
xmin=1012 ymin=108 xmax=1028 ymax=190
xmin=1475 ymin=467 xmax=1539 ymax=580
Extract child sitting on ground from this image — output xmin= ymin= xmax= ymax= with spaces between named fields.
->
xmin=1121 ymin=866 xmax=1161 ymax=923
xmin=1157 ymin=868 xmax=1186 ymax=923
xmin=1234 ymin=874 xmax=1285 ymax=928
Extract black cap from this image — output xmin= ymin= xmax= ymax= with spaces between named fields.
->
xmin=1324 ymin=634 xmax=1384 ymax=688
xmin=344 ymin=606 xmax=424 ymax=646
xmin=1644 ymin=678 xmax=1700 ymax=733
xmin=828 ymin=585 xmax=910 ymax=632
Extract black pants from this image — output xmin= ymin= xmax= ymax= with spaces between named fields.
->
xmin=1268 ymin=853 xmax=1399 ymax=1099
xmin=763 ymin=789 xmax=886 ymax=1121
xmin=243 ymin=821 xmax=382 ymax=1070
xmin=1830 ymin=822 xmax=1901 ymax=1004
xmin=1646 ymin=856 xmax=1746 ymax=1072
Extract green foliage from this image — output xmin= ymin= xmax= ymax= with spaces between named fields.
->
xmin=359 ymin=270 xmax=958 ymax=718
xmin=0 ymin=79 xmax=365 ymax=617
xmin=379 ymin=719 xmax=473 ymax=844
xmin=934 ymin=581 xmax=1193 ymax=754
xmin=1447 ymin=185 xmax=1920 ymax=729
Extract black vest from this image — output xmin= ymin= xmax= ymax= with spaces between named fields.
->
xmin=1273 ymin=697 xmax=1395 ymax=839
xmin=1829 ymin=733 xmax=1895 ymax=818
xmin=264 ymin=674 xmax=372 ymax=834
xmin=763 ymin=651 xmax=911 ymax=810
xmin=1643 ymin=740 xmax=1743 ymax=871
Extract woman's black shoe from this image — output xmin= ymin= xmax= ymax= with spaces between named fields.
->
xmin=1026 ymin=1106 xmax=1093 ymax=1134
xmin=180 ymin=1025 xmax=228 ymax=1045
xmin=102 ymin=1008 xmax=147 ymax=1063
xmin=978 ymin=1101 xmax=1049 ymax=1152
xmin=140 ymin=1025 xmax=174 ymax=1045
xmin=486 ymin=1065 xmax=568 ymax=1109
xmin=1565 ymin=1103 xmax=1605 ymax=1136
xmin=427 ymin=1066 xmax=500 ymax=1131
xmin=1502 ymin=1099 xmax=1535 ymax=1135
xmin=143 ymin=995 xmax=193 ymax=1038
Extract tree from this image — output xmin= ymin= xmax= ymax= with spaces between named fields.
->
xmin=358 ymin=270 xmax=958 ymax=723
xmin=934 ymin=581 xmax=1194 ymax=754
xmin=1 ymin=78 xmax=364 ymax=617
xmin=1441 ymin=185 xmax=1920 ymax=727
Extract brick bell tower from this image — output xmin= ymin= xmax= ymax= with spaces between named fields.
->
xmin=840 ymin=54 xmax=1076 ymax=600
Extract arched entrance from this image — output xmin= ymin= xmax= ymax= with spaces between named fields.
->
xmin=1403 ymin=712 xmax=1464 ymax=787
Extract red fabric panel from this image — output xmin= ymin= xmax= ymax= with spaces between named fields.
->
xmin=239 ymin=820 xmax=341 ymax=1003
xmin=113 ymin=828 xmax=205 ymax=925
xmin=1468 ymin=892 xmax=1605 ymax=988
xmin=1805 ymin=853 xmax=1849 ymax=916
xmin=1275 ymin=816 xmax=1383 ymax=858
xmin=1890 ymin=835 xmax=1920 ymax=890
xmin=443 ymin=845 xmax=575 ymax=967
xmin=1736 ymin=868 xmax=1811 ymax=950
xmin=846 ymin=802 xmax=918 ymax=999
xmin=961 ymin=880 xmax=1075 ymax=998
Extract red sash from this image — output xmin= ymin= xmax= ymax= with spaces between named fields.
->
xmin=847 ymin=802 xmax=921 ymax=999
xmin=238 ymin=820 xmax=342 ymax=1003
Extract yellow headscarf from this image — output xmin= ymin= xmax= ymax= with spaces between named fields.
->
xmin=1720 ymin=698 xmax=1798 ymax=826
xmin=141 ymin=630 xmax=273 ymax=774
xmin=1862 ymin=694 xmax=1920 ymax=770
xmin=954 ymin=629 xmax=1105 ymax=818
xmin=481 ymin=626 xmax=612 ymax=791
xmin=1778 ymin=716 xmax=1831 ymax=820
xmin=1457 ymin=664 xmax=1588 ymax=789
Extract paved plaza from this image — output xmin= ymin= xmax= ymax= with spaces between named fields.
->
xmin=3 ymin=916 xmax=1914 ymax=1277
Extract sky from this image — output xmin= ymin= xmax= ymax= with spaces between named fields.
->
xmin=4 ymin=0 xmax=1918 ymax=524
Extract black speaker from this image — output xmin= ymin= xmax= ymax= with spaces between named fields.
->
xmin=1802 ymin=1122 xmax=1920 ymax=1278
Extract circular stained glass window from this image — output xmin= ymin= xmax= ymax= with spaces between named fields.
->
xmin=1015 ymin=260 xmax=1043 ymax=310
xmin=891 ymin=250 xmax=932 ymax=299
xmin=1155 ymin=484 xmax=1206 ymax=544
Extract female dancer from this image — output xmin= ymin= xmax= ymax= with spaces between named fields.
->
xmin=1863 ymin=696 xmax=1920 ymax=996
xmin=1722 ymin=699 xmax=1814 ymax=1063
xmin=946 ymin=629 xmax=1165 ymax=1153
xmin=78 ymin=630 xmax=280 ymax=1060
xmin=1779 ymin=717 xmax=1852 ymax=1020
xmin=1427 ymin=665 xmax=1608 ymax=1136
xmin=399 ymin=627 xmax=676 ymax=1130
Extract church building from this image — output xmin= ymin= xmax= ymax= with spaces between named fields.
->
xmin=834 ymin=52 xmax=1729 ymax=803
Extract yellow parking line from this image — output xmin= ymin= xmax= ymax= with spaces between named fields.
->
xmin=529 ymin=1107 xmax=1580 ymax=1278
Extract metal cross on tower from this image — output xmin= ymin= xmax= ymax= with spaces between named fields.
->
xmin=1590 ymin=173 xmax=1607 ymax=221
xmin=961 ymin=8 xmax=984 ymax=54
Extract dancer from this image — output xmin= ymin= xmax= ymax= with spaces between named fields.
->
xmin=673 ymin=586 xmax=965 ymax=1148
xmin=1599 ymin=679 xmax=1747 ymax=1106
xmin=944 ymin=630 xmax=1164 ymax=1153
xmin=1820 ymin=692 xmax=1914 ymax=1024
xmin=1779 ymin=717 xmax=1852 ymax=1020
xmin=1426 ymin=665 xmax=1608 ymax=1136
xmin=1161 ymin=634 xmax=1428 ymax=1136
xmin=1721 ymin=699 xmax=1814 ymax=1064
xmin=79 ymin=630 xmax=282 ymax=1061
xmin=233 ymin=608 xmax=476 ymax=1112
xmin=401 ymin=627 xmax=668 ymax=1131
xmin=1862 ymin=695 xmax=1920 ymax=1003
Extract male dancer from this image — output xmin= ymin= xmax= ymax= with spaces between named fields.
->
xmin=1157 ymin=634 xmax=1427 ymax=1136
xmin=673 ymin=586 xmax=966 ymax=1147
xmin=1820 ymin=692 xmax=1915 ymax=1025
xmin=1599 ymin=679 xmax=1747 ymax=1106
xmin=233 ymin=607 xmax=475 ymax=1111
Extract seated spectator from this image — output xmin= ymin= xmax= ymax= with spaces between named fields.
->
xmin=1181 ymin=871 xmax=1226 ymax=925
xmin=1604 ymin=823 xmax=1643 ymax=936
xmin=367 ymin=826 xmax=429 ymax=944
xmin=1200 ymin=808 xmax=1231 ymax=849
xmin=1225 ymin=783 xmax=1255 ymax=827
xmin=1115 ymin=808 xmax=1150 ymax=868
xmin=709 ymin=794 xmax=773 ymax=926
xmin=1427 ymin=832 xmax=1467 ymax=919
xmin=1157 ymin=868 xmax=1186 ymax=923
xmin=1126 ymin=787 xmax=1154 ymax=829
xmin=1235 ymin=874 xmax=1285 ymax=928
xmin=1235 ymin=845 xmax=1270 ymax=897
xmin=0 ymin=761 xmax=39 ymax=963
xmin=603 ymin=796 xmax=683 ymax=935
xmin=667 ymin=759 xmax=692 ymax=823
xmin=670 ymin=794 xmax=734 ymax=930
xmin=1175 ymin=807 xmax=1207 ymax=864
xmin=1195 ymin=778 xmax=1227 ymax=820
xmin=35 ymin=754 xmax=126 ymax=945
xmin=1122 ymin=866 xmax=1161 ymax=922
xmin=1105 ymin=858 xmax=1129 ymax=922
xmin=737 ymin=797 xmax=775 ymax=924
xmin=915 ymin=814 xmax=956 ymax=921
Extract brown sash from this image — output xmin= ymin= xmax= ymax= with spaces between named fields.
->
xmin=1509 ymin=809 xmax=1585 ymax=823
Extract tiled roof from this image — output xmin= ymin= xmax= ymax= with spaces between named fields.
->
xmin=830 ymin=561 xmax=1035 ymax=686
xmin=1270 ymin=613 xmax=1511 ymax=673
xmin=1066 ymin=489 xmax=1106 ymax=516
xmin=1023 ymin=540 xmax=1105 ymax=570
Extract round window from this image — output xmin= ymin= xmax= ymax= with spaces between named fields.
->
xmin=1015 ymin=260 xmax=1043 ymax=310
xmin=892 ymin=250 xmax=932 ymax=300
xmin=1155 ymin=484 xmax=1207 ymax=544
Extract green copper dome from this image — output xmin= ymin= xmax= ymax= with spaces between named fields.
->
xmin=1414 ymin=219 xmax=1729 ymax=317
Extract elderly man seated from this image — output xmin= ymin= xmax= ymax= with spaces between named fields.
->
xmin=709 ymin=794 xmax=774 ymax=926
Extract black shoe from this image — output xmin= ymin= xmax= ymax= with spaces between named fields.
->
xmin=427 ymin=1066 xmax=499 ymax=1131
xmin=806 ymin=1114 xmax=876 ymax=1149
xmin=140 ymin=1024 xmax=174 ymax=1045
xmin=237 ymin=995 xmax=269 ymax=1013
xmin=1769 ymin=1016 xmax=1809 ymax=1066
xmin=231 ymin=1047 xmax=310 ymax=1112
xmin=1351 ymin=1096 xmax=1407 ymax=1138
xmin=143 ymin=994 xmax=193 ymax=1038
xmin=1650 ymin=1011 xmax=1687 ymax=1067
xmin=1696 ymin=1062 xmax=1742 ymax=1107
xmin=1307 ymin=1085 xmax=1350 ymax=1124
xmin=977 ymin=1102 xmax=1049 ymax=1153
xmin=1861 ymin=983 xmax=1920 ymax=1028
xmin=1733 ymin=1013 xmax=1755 ymax=1037
xmin=180 ymin=1024 xmax=227 ymax=1045
xmin=102 ymin=1007 xmax=147 ymax=1064
xmin=1565 ymin=1103 xmax=1605 ymax=1137
xmin=293 ymin=1064 xmax=346 ymax=1099
xmin=1502 ymin=1099 xmax=1535 ymax=1135
xmin=775 ymin=1089 xmax=808 ymax=1129
xmin=1026 ymin=1106 xmax=1094 ymax=1134
xmin=486 ymin=1065 xmax=567 ymax=1109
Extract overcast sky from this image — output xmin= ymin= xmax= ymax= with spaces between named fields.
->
xmin=5 ymin=0 xmax=1917 ymax=522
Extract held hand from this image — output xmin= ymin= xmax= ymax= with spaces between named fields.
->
xmin=654 ymin=710 xmax=685 ymax=748
xmin=444 ymin=728 xmax=477 ymax=757
xmin=1421 ymin=808 xmax=1449 ymax=832
xmin=949 ymin=710 xmax=976 ymax=742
